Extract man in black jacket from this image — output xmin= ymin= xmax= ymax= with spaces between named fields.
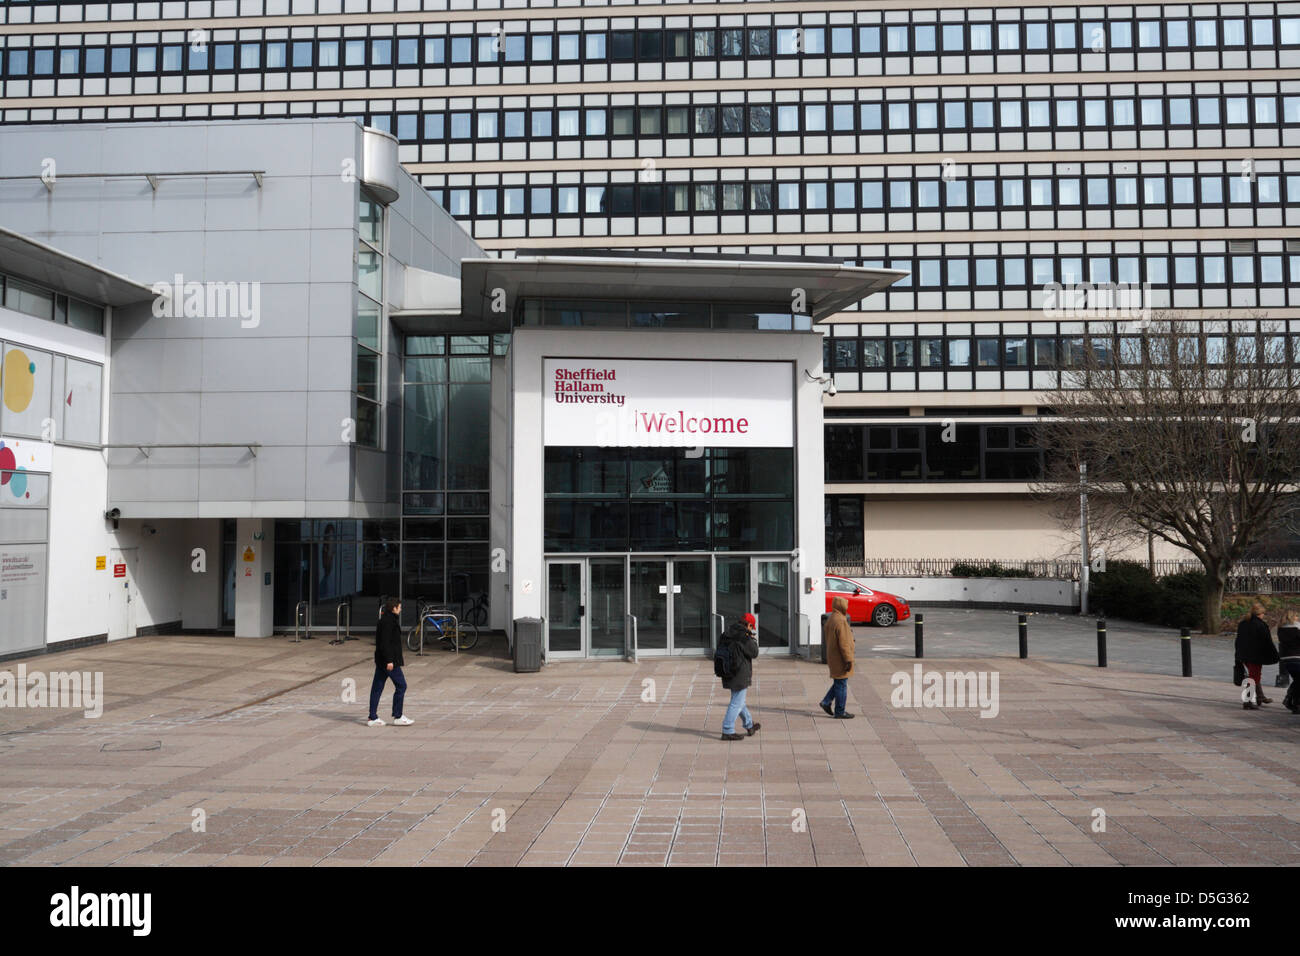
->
xmin=369 ymin=598 xmax=413 ymax=726
xmin=719 ymin=613 xmax=761 ymax=741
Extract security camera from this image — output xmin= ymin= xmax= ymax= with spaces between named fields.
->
xmin=104 ymin=507 xmax=121 ymax=531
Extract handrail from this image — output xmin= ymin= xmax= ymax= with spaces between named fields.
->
xmin=625 ymin=613 xmax=638 ymax=663
xmin=331 ymin=602 xmax=351 ymax=646
xmin=711 ymin=613 xmax=725 ymax=652
xmin=102 ymin=442 xmax=260 ymax=459
xmin=292 ymin=601 xmax=310 ymax=643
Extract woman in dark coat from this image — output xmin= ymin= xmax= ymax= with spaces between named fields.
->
xmin=718 ymin=614 xmax=760 ymax=741
xmin=1235 ymin=603 xmax=1279 ymax=710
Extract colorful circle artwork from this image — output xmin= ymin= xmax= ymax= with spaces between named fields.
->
xmin=2 ymin=350 xmax=36 ymax=413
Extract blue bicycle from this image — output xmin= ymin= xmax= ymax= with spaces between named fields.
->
xmin=405 ymin=600 xmax=478 ymax=653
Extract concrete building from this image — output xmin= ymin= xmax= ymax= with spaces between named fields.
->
xmin=1 ymin=1 xmax=1294 ymax=568
xmin=0 ymin=117 xmax=900 ymax=659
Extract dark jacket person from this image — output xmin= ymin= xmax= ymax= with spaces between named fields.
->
xmin=369 ymin=599 xmax=412 ymax=726
xmin=1235 ymin=603 xmax=1278 ymax=709
xmin=1276 ymin=610 xmax=1300 ymax=713
xmin=719 ymin=614 xmax=760 ymax=740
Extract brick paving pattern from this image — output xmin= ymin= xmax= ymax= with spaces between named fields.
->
xmin=1 ymin=623 xmax=1297 ymax=867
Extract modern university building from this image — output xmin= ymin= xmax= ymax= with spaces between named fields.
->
xmin=0 ymin=118 xmax=900 ymax=659
xmin=0 ymin=0 xmax=1298 ymax=654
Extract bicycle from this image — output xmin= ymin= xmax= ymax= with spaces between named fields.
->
xmin=460 ymin=590 xmax=489 ymax=627
xmin=405 ymin=601 xmax=479 ymax=653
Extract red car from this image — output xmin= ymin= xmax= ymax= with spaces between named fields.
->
xmin=824 ymin=575 xmax=911 ymax=627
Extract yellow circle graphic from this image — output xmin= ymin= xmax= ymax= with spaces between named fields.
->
xmin=2 ymin=350 xmax=35 ymax=414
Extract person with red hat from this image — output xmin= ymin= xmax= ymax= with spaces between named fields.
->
xmin=716 ymin=612 xmax=761 ymax=741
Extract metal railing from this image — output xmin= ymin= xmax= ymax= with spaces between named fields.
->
xmin=829 ymin=557 xmax=1300 ymax=592
xmin=330 ymin=603 xmax=351 ymax=646
xmin=292 ymin=601 xmax=310 ymax=643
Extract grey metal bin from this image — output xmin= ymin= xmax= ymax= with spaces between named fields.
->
xmin=513 ymin=617 xmax=543 ymax=673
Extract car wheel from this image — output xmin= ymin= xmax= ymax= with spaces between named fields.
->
xmin=872 ymin=604 xmax=897 ymax=627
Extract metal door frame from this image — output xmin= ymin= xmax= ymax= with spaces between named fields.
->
xmin=544 ymin=558 xmax=587 ymax=659
xmin=751 ymin=556 xmax=794 ymax=654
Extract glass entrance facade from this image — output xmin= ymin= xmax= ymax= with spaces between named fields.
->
xmin=543 ymin=444 xmax=798 ymax=658
xmin=544 ymin=554 xmax=793 ymax=658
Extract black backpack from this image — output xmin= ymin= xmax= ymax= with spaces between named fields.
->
xmin=713 ymin=640 xmax=736 ymax=680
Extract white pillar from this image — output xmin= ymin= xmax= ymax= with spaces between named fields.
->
xmin=234 ymin=518 xmax=275 ymax=637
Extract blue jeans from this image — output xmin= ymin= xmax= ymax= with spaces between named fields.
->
xmin=722 ymin=688 xmax=753 ymax=734
xmin=369 ymin=664 xmax=406 ymax=720
xmin=821 ymin=678 xmax=848 ymax=716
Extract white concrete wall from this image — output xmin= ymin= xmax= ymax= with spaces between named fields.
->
xmin=45 ymin=453 xmax=200 ymax=645
xmin=860 ymin=497 xmax=1188 ymax=564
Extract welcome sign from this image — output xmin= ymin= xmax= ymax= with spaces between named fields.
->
xmin=543 ymin=359 xmax=793 ymax=448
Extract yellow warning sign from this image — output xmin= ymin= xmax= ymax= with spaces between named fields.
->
xmin=242 ymin=547 xmax=256 ymax=562
xmin=95 ymin=555 xmax=107 ymax=570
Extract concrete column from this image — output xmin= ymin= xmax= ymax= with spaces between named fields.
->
xmin=234 ymin=518 xmax=275 ymax=637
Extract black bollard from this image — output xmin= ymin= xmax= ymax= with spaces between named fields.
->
xmin=1018 ymin=613 xmax=1028 ymax=659
xmin=914 ymin=612 xmax=924 ymax=659
xmin=1180 ymin=626 xmax=1192 ymax=677
xmin=1096 ymin=618 xmax=1107 ymax=668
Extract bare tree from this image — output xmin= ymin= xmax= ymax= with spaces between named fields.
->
xmin=1032 ymin=312 xmax=1300 ymax=633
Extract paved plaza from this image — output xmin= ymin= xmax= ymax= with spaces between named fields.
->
xmin=1 ymin=609 xmax=1297 ymax=867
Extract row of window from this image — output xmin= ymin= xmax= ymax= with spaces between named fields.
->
xmin=6 ymin=0 xmax=1299 ymax=20
xmin=7 ymin=15 xmax=1299 ymax=78
xmin=851 ymin=251 xmax=1298 ymax=290
xmin=0 ymin=273 xmax=105 ymax=335
xmin=354 ymin=190 xmax=384 ymax=449
xmin=427 ymin=172 xmax=1299 ymax=220
xmin=823 ymin=330 xmax=1300 ymax=374
xmin=825 ymin=422 xmax=1045 ymax=483
xmin=357 ymin=94 xmax=1300 ymax=145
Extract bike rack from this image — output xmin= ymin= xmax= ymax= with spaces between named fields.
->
xmin=331 ymin=602 xmax=351 ymax=646
xmin=442 ymin=610 xmax=461 ymax=655
xmin=711 ymin=613 xmax=725 ymax=652
xmin=292 ymin=601 xmax=310 ymax=643
xmin=625 ymin=613 xmax=638 ymax=663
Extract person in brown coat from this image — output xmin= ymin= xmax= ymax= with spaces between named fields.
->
xmin=819 ymin=596 xmax=856 ymax=719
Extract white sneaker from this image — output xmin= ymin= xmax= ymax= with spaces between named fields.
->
xmin=393 ymin=716 xmax=414 ymax=726
xmin=367 ymin=718 xmax=385 ymax=726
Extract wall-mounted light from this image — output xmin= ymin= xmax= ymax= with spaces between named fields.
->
xmin=804 ymin=369 xmax=837 ymax=397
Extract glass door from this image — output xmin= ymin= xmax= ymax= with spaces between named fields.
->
xmin=753 ymin=558 xmax=791 ymax=651
xmin=629 ymin=559 xmax=668 ymax=653
xmin=715 ymin=557 xmax=750 ymax=643
xmin=589 ymin=559 xmax=626 ymax=657
xmin=670 ymin=558 xmax=712 ymax=654
xmin=546 ymin=560 xmax=586 ymax=658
